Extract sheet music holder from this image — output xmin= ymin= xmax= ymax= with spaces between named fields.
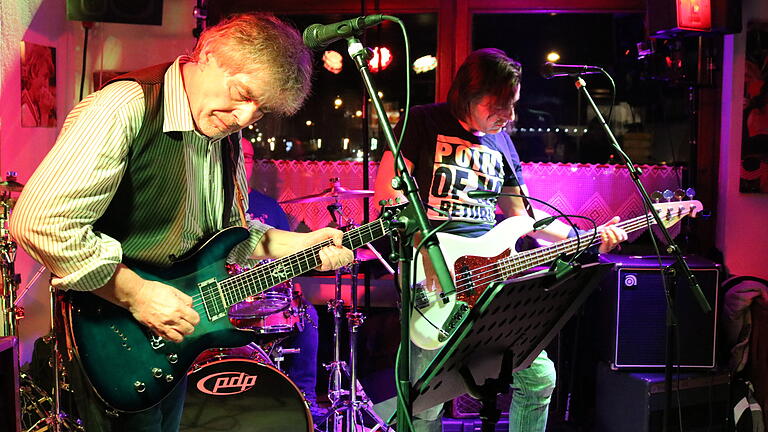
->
xmin=411 ymin=262 xmax=613 ymax=429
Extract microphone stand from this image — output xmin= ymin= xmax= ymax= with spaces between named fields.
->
xmin=571 ymin=75 xmax=711 ymax=431
xmin=344 ymin=35 xmax=457 ymax=431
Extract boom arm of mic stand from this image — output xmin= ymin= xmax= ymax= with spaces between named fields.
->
xmin=346 ymin=37 xmax=456 ymax=431
xmin=573 ymin=76 xmax=710 ymax=313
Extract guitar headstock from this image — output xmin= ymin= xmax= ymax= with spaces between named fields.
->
xmin=650 ymin=191 xmax=703 ymax=229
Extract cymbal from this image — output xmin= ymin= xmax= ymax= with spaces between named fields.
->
xmin=280 ymin=183 xmax=374 ymax=204
xmin=0 ymin=179 xmax=23 ymax=193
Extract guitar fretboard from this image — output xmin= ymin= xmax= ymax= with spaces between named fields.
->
xmin=455 ymin=204 xmax=697 ymax=294
xmin=199 ymin=218 xmax=389 ymax=320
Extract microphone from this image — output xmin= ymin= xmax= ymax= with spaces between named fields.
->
xmin=540 ymin=62 xmax=603 ymax=79
xmin=303 ymin=15 xmax=387 ymax=50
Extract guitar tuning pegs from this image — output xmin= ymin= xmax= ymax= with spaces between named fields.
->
xmin=662 ymin=189 xmax=674 ymax=202
xmin=685 ymin=188 xmax=696 ymax=199
xmin=651 ymin=191 xmax=663 ymax=203
xmin=673 ymin=189 xmax=686 ymax=201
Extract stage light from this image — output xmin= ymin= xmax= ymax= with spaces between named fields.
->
xmin=334 ymin=97 xmax=343 ymax=109
xmin=546 ymin=52 xmax=560 ymax=62
xmin=413 ymin=55 xmax=437 ymax=73
xmin=323 ymin=50 xmax=343 ymax=74
xmin=368 ymin=47 xmax=392 ymax=72
xmin=306 ymin=120 xmax=313 ymax=126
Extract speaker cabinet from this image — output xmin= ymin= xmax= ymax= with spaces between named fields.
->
xmin=598 ymin=255 xmax=720 ymax=369
xmin=0 ymin=337 xmax=21 ymax=432
xmin=594 ymin=362 xmax=729 ymax=432
xmin=67 ymin=0 xmax=163 ymax=25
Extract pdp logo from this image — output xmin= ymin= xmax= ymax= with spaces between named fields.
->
xmin=623 ymin=274 xmax=638 ymax=287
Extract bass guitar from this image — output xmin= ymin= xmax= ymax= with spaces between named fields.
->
xmin=62 ymin=205 xmax=403 ymax=412
xmin=409 ymin=200 xmax=703 ymax=350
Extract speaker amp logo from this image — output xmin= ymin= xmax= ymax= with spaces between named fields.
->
xmin=623 ymin=274 xmax=639 ymax=287
xmin=197 ymin=371 xmax=258 ymax=395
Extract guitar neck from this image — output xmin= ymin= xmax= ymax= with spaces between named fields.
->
xmin=497 ymin=210 xmax=667 ymax=280
xmin=215 ymin=218 xmax=387 ymax=309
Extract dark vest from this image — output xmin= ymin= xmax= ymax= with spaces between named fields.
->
xmin=93 ymin=63 xmax=237 ymax=263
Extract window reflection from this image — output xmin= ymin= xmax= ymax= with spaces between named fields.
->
xmin=245 ymin=13 xmax=437 ymax=161
xmin=473 ymin=13 xmax=695 ymax=165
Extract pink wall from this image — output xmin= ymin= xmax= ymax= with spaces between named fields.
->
xmin=0 ymin=0 xmax=196 ymax=364
xmin=717 ymin=0 xmax=768 ymax=279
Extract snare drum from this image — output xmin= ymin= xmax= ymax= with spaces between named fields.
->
xmin=228 ymin=280 xmax=294 ymax=318
xmin=229 ymin=287 xmax=306 ymax=334
xmin=180 ymin=344 xmax=312 ymax=432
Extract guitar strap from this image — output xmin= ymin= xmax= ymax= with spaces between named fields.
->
xmin=221 ymin=132 xmax=248 ymax=228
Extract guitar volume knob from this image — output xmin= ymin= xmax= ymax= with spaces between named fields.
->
xmin=167 ymin=354 xmax=178 ymax=364
xmin=152 ymin=368 xmax=163 ymax=378
xmin=134 ymin=381 xmax=146 ymax=393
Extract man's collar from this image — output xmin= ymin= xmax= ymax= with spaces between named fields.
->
xmin=162 ymin=56 xmax=197 ymax=134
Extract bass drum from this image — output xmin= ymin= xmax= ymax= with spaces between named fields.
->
xmin=180 ymin=344 xmax=312 ymax=432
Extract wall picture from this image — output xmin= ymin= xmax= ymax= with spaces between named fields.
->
xmin=20 ymin=41 xmax=56 ymax=128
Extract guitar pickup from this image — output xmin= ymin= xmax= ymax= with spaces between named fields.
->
xmin=439 ymin=292 xmax=450 ymax=305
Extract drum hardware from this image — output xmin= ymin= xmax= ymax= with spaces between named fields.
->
xmin=317 ymin=203 xmax=392 ymax=432
xmin=1 ymin=172 xmax=22 ymax=338
xmin=271 ymin=345 xmax=301 ymax=371
xmin=0 ymin=170 xmax=82 ymax=432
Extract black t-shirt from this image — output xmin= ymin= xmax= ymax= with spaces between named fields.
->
xmin=395 ymin=103 xmax=524 ymax=237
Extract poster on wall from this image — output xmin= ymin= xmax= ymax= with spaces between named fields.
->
xmin=20 ymin=41 xmax=56 ymax=128
xmin=742 ymin=22 xmax=768 ymax=193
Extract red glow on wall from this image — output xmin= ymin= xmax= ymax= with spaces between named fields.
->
xmin=676 ymin=0 xmax=711 ymax=31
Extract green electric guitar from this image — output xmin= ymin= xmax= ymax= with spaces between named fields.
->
xmin=63 ymin=205 xmax=403 ymax=412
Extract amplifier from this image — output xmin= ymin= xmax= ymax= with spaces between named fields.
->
xmin=594 ymin=362 xmax=729 ymax=432
xmin=598 ymin=255 xmax=720 ymax=369
xmin=0 ymin=336 xmax=21 ymax=432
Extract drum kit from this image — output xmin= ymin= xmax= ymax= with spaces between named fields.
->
xmin=2 ymin=175 xmax=394 ymax=432
xmin=182 ymin=177 xmax=393 ymax=432
xmin=0 ymin=172 xmax=84 ymax=432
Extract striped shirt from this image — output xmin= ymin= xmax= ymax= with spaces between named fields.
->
xmin=10 ymin=57 xmax=270 ymax=291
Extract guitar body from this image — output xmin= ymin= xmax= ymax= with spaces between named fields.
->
xmin=64 ymin=227 xmax=254 ymax=412
xmin=408 ymin=199 xmax=703 ymax=350
xmin=410 ymin=216 xmax=534 ymax=350
xmin=61 ymin=205 xmax=404 ymax=412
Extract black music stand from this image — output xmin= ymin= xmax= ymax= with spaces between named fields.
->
xmin=411 ymin=262 xmax=613 ymax=431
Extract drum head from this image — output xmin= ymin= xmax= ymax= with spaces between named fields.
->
xmin=229 ymin=284 xmax=293 ymax=318
xmin=180 ymin=348 xmax=312 ymax=432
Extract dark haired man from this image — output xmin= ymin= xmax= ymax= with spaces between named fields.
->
xmin=374 ymin=48 xmax=627 ymax=431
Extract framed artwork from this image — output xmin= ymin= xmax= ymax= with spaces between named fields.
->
xmin=20 ymin=41 xmax=56 ymax=128
xmin=742 ymin=21 xmax=768 ymax=193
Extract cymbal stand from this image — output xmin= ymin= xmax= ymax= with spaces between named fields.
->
xmin=320 ymin=259 xmax=391 ymax=432
xmin=0 ymin=191 xmax=20 ymax=338
xmin=319 ymin=206 xmax=392 ymax=432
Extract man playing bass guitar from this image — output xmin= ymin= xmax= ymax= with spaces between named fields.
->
xmin=373 ymin=48 xmax=627 ymax=432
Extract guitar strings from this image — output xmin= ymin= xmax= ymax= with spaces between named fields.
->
xmin=188 ymin=219 xmax=387 ymax=314
xmin=414 ymin=214 xmax=652 ymax=305
xmin=414 ymin=208 xmax=693 ymax=306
